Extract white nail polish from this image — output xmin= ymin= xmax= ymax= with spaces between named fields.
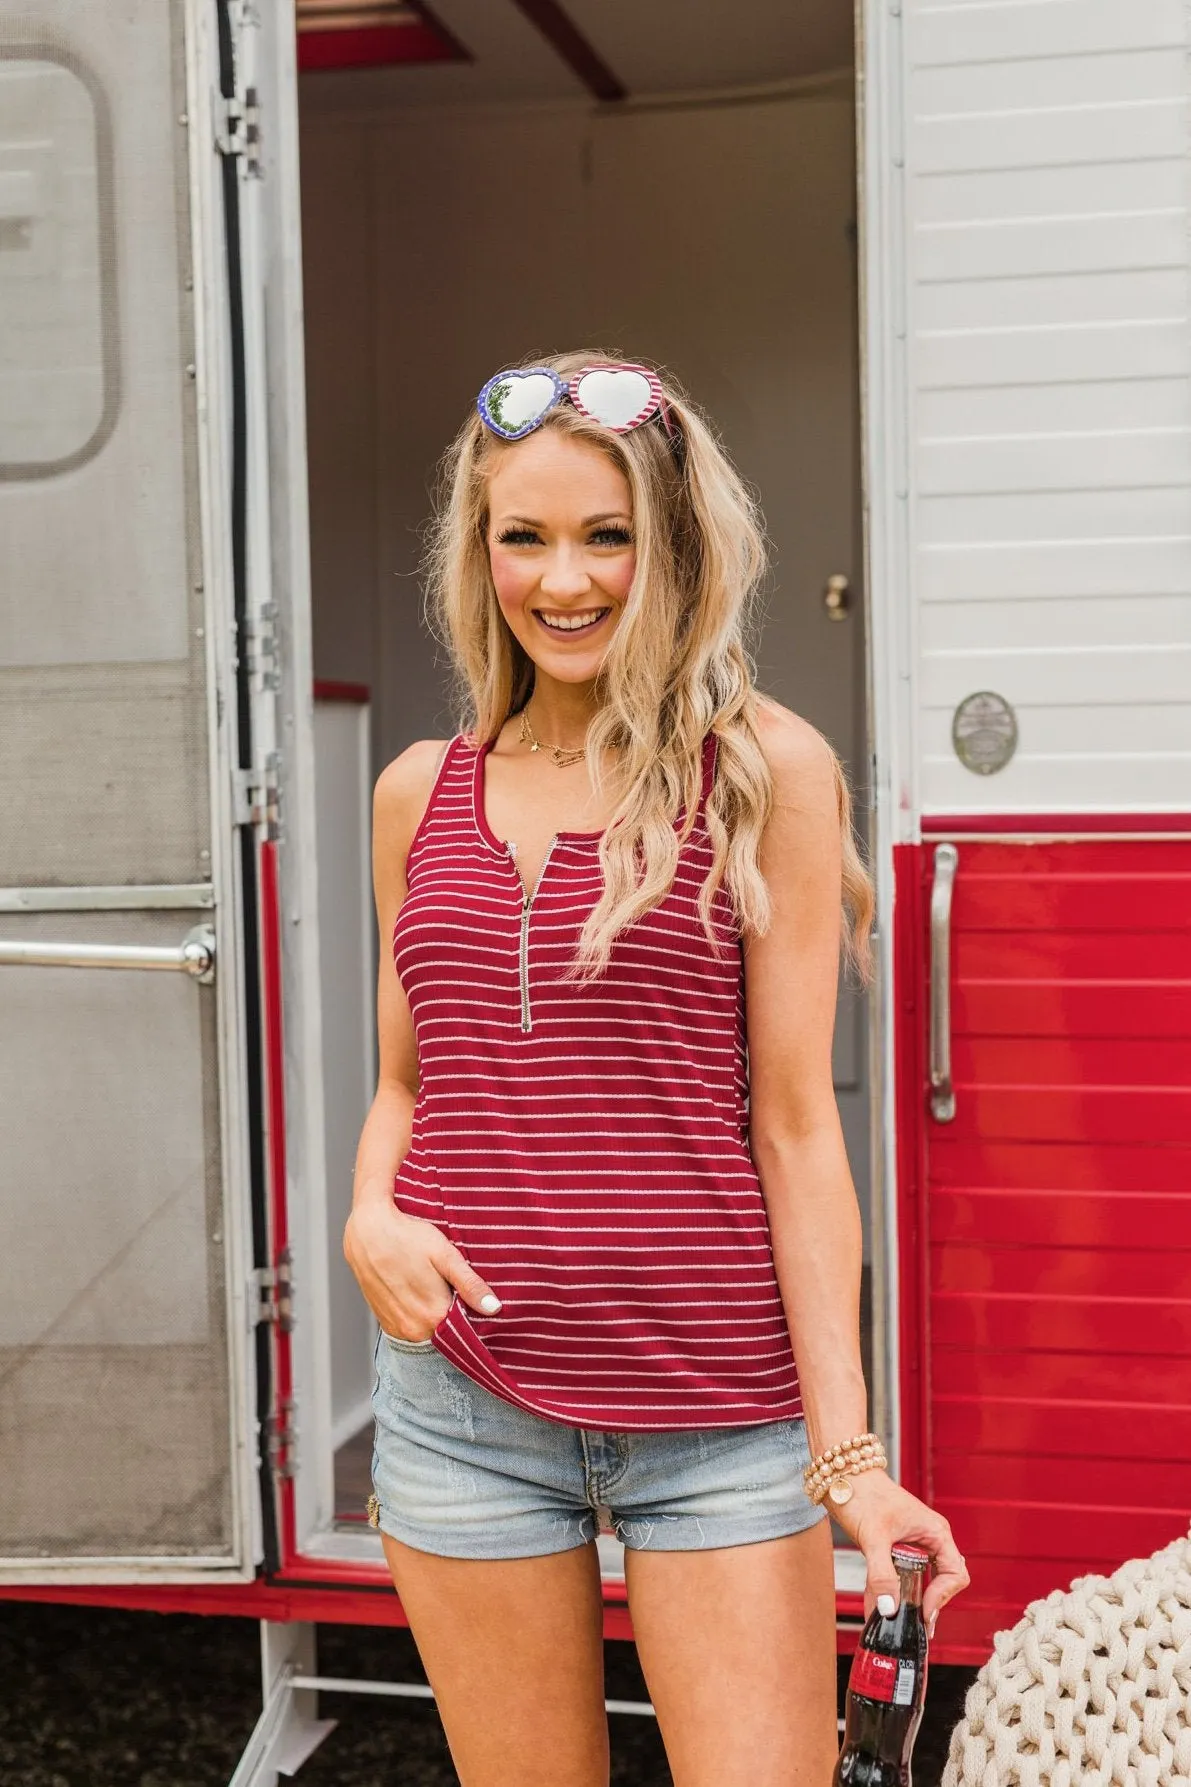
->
xmin=479 ymin=1293 xmax=501 ymax=1313
xmin=877 ymin=1594 xmax=896 ymax=1617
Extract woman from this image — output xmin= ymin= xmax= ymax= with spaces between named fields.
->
xmin=345 ymin=352 xmax=968 ymax=1786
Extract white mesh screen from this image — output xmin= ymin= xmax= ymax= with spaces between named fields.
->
xmin=0 ymin=57 xmax=108 ymax=468
xmin=0 ymin=912 xmax=232 ymax=1557
xmin=0 ymin=5 xmax=208 ymax=886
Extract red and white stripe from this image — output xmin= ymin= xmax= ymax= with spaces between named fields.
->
xmin=391 ymin=733 xmax=802 ymax=1430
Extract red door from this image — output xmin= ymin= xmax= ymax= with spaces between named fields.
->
xmin=905 ymin=832 xmax=1191 ymax=1663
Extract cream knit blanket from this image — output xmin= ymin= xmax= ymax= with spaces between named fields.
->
xmin=942 ymin=1529 xmax=1191 ymax=1786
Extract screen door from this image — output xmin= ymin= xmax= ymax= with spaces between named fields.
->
xmin=0 ymin=0 xmax=259 ymax=1575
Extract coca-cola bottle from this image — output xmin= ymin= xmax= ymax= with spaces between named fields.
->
xmin=833 ymin=1544 xmax=930 ymax=1785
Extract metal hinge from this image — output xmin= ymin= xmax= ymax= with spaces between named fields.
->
xmin=233 ymin=751 xmax=281 ymax=836
xmin=263 ymin=1397 xmax=297 ymax=1480
xmin=250 ymin=1246 xmax=293 ymax=1331
xmin=241 ymin=601 xmax=280 ymax=690
xmin=213 ymin=85 xmax=262 ymax=176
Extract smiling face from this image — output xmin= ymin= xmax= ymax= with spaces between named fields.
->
xmin=485 ymin=428 xmax=636 ymax=689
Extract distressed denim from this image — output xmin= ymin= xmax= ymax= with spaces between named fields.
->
xmin=369 ymin=1331 xmax=826 ymax=1560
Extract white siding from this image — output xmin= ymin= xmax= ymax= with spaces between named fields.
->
xmin=900 ymin=0 xmax=1191 ymax=813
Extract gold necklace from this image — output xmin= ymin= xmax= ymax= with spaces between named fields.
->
xmin=518 ymin=707 xmax=587 ymax=768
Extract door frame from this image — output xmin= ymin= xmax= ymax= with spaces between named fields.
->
xmin=275 ymin=21 xmax=917 ymax=1585
xmin=237 ymin=0 xmax=334 ymax=1562
xmin=856 ymin=0 xmax=924 ymax=1500
xmin=265 ymin=6 xmax=920 ymax=1586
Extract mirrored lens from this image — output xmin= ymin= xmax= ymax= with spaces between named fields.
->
xmin=572 ymin=367 xmax=657 ymax=432
xmin=479 ymin=370 xmax=561 ymax=438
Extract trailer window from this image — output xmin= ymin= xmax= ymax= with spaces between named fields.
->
xmin=0 ymin=52 xmax=116 ymax=476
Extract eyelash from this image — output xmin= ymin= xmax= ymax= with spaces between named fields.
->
xmin=494 ymin=526 xmax=634 ymax=548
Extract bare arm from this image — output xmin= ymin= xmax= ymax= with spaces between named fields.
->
xmin=744 ymin=703 xmax=968 ymax=1632
xmin=348 ymin=746 xmax=426 ymax=1213
xmin=745 ymin=708 xmax=866 ymax=1456
xmin=344 ymin=739 xmax=501 ymax=1339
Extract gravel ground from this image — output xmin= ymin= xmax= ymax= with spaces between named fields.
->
xmin=0 ymin=1602 xmax=976 ymax=1785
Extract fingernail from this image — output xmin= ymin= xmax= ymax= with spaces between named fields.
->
xmin=928 ymin=1613 xmax=938 ymax=1640
xmin=877 ymin=1594 xmax=896 ymax=1618
xmin=479 ymin=1293 xmax=501 ymax=1313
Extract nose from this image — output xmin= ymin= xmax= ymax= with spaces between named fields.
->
xmin=538 ymin=543 xmax=592 ymax=600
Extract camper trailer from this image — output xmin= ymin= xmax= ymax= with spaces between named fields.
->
xmin=1 ymin=0 xmax=1187 ymax=1777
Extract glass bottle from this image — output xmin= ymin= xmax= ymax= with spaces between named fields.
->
xmin=833 ymin=1545 xmax=930 ymax=1785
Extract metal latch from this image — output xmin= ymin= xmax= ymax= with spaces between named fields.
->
xmin=233 ymin=751 xmax=281 ymax=835
xmin=263 ymin=1397 xmax=297 ymax=1480
xmin=213 ymin=85 xmax=262 ymax=176
xmin=251 ymin=1246 xmax=293 ymax=1331
xmin=241 ymin=602 xmax=280 ymax=691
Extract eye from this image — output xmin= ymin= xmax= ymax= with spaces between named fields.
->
xmin=495 ymin=527 xmax=541 ymax=547
xmin=590 ymin=526 xmax=634 ymax=547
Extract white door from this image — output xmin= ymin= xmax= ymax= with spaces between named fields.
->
xmin=0 ymin=0 xmax=317 ymax=1580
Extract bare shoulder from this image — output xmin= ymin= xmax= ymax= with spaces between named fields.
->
xmin=754 ymin=697 xmax=837 ymax=814
xmin=373 ymin=738 xmax=452 ymax=857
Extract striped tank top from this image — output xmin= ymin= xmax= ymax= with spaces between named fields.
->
xmin=391 ymin=732 xmax=802 ymax=1430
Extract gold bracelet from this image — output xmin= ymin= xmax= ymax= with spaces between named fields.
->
xmin=803 ymin=1432 xmax=888 ymax=1507
xmin=807 ymin=1453 xmax=887 ymax=1505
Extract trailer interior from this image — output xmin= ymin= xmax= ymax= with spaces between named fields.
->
xmin=294 ymin=0 xmax=885 ymax=1586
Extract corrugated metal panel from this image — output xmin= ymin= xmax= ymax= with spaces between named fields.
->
xmin=923 ymin=840 xmax=1191 ymax=1652
xmin=904 ymin=0 xmax=1191 ymax=811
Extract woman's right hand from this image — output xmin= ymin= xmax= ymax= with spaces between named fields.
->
xmin=343 ymin=1189 xmax=502 ymax=1343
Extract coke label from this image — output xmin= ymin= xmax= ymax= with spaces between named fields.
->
xmin=851 ymin=1649 xmax=898 ymax=1703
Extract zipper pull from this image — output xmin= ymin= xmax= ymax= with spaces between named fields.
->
xmin=507 ymin=841 xmax=526 ymax=903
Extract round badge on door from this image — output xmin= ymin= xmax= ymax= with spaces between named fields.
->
xmin=952 ymin=690 xmax=1018 ymax=776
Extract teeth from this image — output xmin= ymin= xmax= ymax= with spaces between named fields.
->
xmin=537 ymin=609 xmax=608 ymax=633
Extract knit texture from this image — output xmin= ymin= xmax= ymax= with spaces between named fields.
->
xmin=943 ymin=1529 xmax=1191 ymax=1787
xmin=390 ymin=732 xmax=802 ymax=1431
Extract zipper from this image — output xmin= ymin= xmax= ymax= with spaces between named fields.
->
xmin=516 ymin=838 xmax=557 ymax=1033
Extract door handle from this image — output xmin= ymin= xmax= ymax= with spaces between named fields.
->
xmin=929 ymin=844 xmax=958 ymax=1123
xmin=0 ymin=922 xmax=216 ymax=985
xmin=823 ymin=573 xmax=851 ymax=620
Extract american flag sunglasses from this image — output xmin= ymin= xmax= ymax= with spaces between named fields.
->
xmin=476 ymin=362 xmax=675 ymax=443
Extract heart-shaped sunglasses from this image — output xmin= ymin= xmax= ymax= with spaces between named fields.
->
xmin=477 ymin=362 xmax=675 ymax=442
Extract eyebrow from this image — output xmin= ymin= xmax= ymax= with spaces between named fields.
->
xmin=497 ymin=512 xmax=632 ymax=528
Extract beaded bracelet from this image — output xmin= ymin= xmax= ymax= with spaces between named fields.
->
xmin=803 ymin=1431 xmax=888 ymax=1507
xmin=804 ymin=1431 xmax=886 ymax=1492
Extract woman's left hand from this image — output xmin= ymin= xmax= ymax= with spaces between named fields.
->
xmin=827 ymin=1469 xmax=970 ymax=1637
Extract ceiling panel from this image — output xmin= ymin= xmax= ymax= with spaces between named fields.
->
xmin=298 ymin=0 xmax=853 ymax=116
xmin=558 ymin=0 xmax=852 ymax=94
xmin=295 ymin=1 xmax=464 ymax=73
xmin=298 ymin=0 xmax=584 ymax=114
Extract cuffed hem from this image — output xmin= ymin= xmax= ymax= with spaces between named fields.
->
xmin=614 ymin=1498 xmax=827 ymax=1553
xmin=371 ymin=1503 xmax=599 ymax=1561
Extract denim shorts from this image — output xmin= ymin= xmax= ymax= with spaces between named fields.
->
xmin=368 ymin=1330 xmax=827 ymax=1560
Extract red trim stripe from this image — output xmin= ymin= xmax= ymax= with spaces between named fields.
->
xmin=259 ymin=841 xmax=297 ymax=1561
xmin=313 ymin=679 xmax=371 ymax=703
xmin=0 ymin=1578 xmax=867 ymax=1651
xmin=892 ymin=845 xmax=930 ymax=1498
xmin=297 ymin=19 xmax=463 ymax=72
xmin=923 ymin=813 xmax=1191 ymax=835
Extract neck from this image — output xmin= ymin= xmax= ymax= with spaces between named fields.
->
xmin=525 ymin=676 xmax=601 ymax=750
xmin=895 ymin=1566 xmax=925 ymax=1609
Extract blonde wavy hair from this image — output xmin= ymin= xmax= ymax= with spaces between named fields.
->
xmin=426 ymin=350 xmax=873 ymax=980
